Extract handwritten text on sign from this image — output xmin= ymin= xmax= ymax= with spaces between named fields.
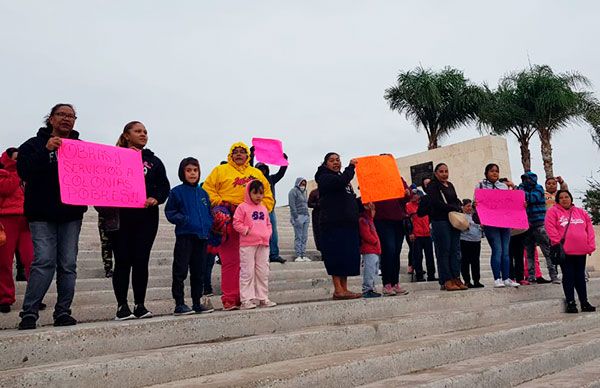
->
xmin=474 ymin=189 xmax=528 ymax=229
xmin=58 ymin=139 xmax=146 ymax=207
xmin=356 ymin=155 xmax=406 ymax=203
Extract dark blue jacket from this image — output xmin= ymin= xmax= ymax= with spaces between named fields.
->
xmin=518 ymin=171 xmax=546 ymax=227
xmin=165 ymin=183 xmax=213 ymax=238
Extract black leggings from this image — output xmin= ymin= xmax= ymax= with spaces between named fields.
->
xmin=560 ymin=255 xmax=588 ymax=303
xmin=460 ymin=240 xmax=481 ymax=284
xmin=112 ymin=208 xmax=159 ymax=306
xmin=508 ymin=233 xmax=525 ymax=282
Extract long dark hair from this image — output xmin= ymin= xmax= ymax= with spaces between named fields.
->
xmin=44 ymin=103 xmax=75 ymax=129
xmin=555 ymin=189 xmax=573 ymax=205
xmin=117 ymin=121 xmax=143 ymax=148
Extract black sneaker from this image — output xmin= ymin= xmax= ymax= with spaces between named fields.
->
xmin=174 ymin=304 xmax=194 ymax=316
xmin=18 ymin=315 xmax=37 ymax=330
xmin=270 ymin=256 xmax=286 ymax=264
xmin=192 ymin=303 xmax=215 ymax=314
xmin=362 ymin=290 xmax=382 ymax=298
xmin=472 ymin=282 xmax=485 ymax=288
xmin=54 ymin=314 xmax=77 ymax=327
xmin=115 ymin=304 xmax=135 ymax=321
xmin=0 ymin=304 xmax=10 ymax=313
xmin=133 ymin=304 xmax=153 ymax=319
xmin=566 ymin=301 xmax=579 ymax=314
xmin=466 ymin=283 xmax=475 ymax=288
xmin=536 ymin=277 xmax=551 ymax=284
xmin=581 ymin=301 xmax=596 ymax=312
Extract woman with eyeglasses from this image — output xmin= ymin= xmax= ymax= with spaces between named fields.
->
xmin=203 ymin=142 xmax=274 ymax=310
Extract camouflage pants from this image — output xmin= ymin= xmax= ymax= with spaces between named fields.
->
xmin=98 ymin=216 xmax=114 ymax=271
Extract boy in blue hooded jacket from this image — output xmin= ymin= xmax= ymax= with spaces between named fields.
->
xmin=518 ymin=171 xmax=559 ymax=284
xmin=165 ymin=157 xmax=214 ymax=315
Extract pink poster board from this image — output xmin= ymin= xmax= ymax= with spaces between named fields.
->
xmin=474 ymin=189 xmax=529 ymax=229
xmin=58 ymin=139 xmax=146 ymax=207
xmin=252 ymin=138 xmax=288 ymax=166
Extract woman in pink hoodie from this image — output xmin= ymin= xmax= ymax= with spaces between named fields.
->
xmin=233 ymin=180 xmax=276 ymax=310
xmin=545 ymin=190 xmax=596 ymax=313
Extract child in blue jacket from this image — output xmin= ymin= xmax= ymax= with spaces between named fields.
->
xmin=165 ymin=157 xmax=214 ymax=315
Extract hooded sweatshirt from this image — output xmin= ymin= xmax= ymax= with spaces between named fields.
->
xmin=288 ymin=177 xmax=309 ymax=221
xmin=517 ymin=172 xmax=546 ymax=227
xmin=0 ymin=151 xmax=24 ymax=216
xmin=232 ymin=181 xmax=272 ymax=246
xmin=545 ymin=204 xmax=595 ymax=255
xmin=17 ymin=127 xmax=87 ymax=222
xmin=164 ymin=160 xmax=213 ymax=238
xmin=203 ymin=142 xmax=274 ymax=212
xmin=359 ymin=210 xmax=381 ymax=254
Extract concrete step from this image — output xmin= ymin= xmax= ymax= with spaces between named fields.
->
xmin=360 ymin=327 xmax=600 ymax=387
xmin=152 ymin=314 xmax=600 ymax=387
xmin=2 ymin=298 xmax=596 ymax=388
xmin=516 ymin=357 xmax=600 ymax=387
xmin=0 ymin=284 xmax=590 ymax=372
xmin=74 ymin=249 xmax=320 ymax=261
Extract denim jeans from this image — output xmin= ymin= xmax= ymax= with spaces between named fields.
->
xmin=362 ymin=253 xmax=380 ymax=293
xmin=484 ymin=226 xmax=511 ymax=281
xmin=431 ymin=220 xmax=461 ymax=284
xmin=524 ymin=225 xmax=558 ymax=280
xmin=268 ymin=212 xmax=280 ymax=259
xmin=374 ymin=220 xmax=404 ymax=286
xmin=292 ymin=214 xmax=310 ymax=257
xmin=20 ymin=220 xmax=82 ymax=319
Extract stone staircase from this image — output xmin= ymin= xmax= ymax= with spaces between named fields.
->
xmin=1 ymin=207 xmax=599 ymax=387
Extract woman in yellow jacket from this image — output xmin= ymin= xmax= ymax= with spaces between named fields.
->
xmin=203 ymin=142 xmax=274 ymax=310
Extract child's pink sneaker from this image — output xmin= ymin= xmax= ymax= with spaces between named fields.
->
xmin=240 ymin=301 xmax=257 ymax=310
xmin=519 ymin=280 xmax=531 ymax=286
xmin=393 ymin=284 xmax=410 ymax=295
xmin=259 ymin=300 xmax=277 ymax=308
xmin=382 ymin=284 xmax=396 ymax=296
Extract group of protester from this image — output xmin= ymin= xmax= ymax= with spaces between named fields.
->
xmin=0 ymin=103 xmax=596 ymax=331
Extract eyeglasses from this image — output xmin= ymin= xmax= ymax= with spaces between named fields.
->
xmin=54 ymin=112 xmax=77 ymax=120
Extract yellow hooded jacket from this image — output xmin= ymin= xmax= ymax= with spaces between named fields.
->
xmin=203 ymin=142 xmax=274 ymax=212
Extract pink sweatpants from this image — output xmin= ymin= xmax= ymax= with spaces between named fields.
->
xmin=219 ymin=230 xmax=241 ymax=307
xmin=523 ymin=248 xmax=543 ymax=279
xmin=239 ymin=245 xmax=270 ymax=303
xmin=0 ymin=216 xmax=34 ymax=305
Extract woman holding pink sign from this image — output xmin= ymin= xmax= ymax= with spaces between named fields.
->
xmin=111 ymin=121 xmax=170 ymax=321
xmin=474 ymin=163 xmax=520 ymax=289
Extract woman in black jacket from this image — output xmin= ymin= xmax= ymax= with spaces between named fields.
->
xmin=425 ymin=163 xmax=466 ymax=292
xmin=111 ymin=121 xmax=170 ymax=320
xmin=314 ymin=152 xmax=361 ymax=300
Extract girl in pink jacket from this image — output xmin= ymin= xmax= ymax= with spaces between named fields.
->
xmin=233 ymin=180 xmax=276 ymax=309
xmin=545 ymin=190 xmax=596 ymax=313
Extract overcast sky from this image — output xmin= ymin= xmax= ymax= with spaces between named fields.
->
xmin=1 ymin=1 xmax=599 ymax=206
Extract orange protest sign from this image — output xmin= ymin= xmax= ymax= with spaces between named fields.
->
xmin=355 ymin=155 xmax=406 ymax=203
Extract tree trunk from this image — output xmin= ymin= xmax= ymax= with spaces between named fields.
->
xmin=427 ymin=129 xmax=439 ymax=150
xmin=518 ymin=137 xmax=532 ymax=173
xmin=538 ymin=128 xmax=554 ymax=179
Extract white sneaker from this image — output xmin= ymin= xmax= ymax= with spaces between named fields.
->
xmin=504 ymin=279 xmax=519 ymax=288
xmin=302 ymin=256 xmax=312 ymax=262
xmin=494 ymin=279 xmax=505 ymax=288
xmin=294 ymin=256 xmax=304 ymax=262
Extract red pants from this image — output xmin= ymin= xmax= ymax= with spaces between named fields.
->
xmin=220 ymin=230 xmax=241 ymax=307
xmin=0 ymin=216 xmax=34 ymax=305
xmin=523 ymin=248 xmax=542 ymax=279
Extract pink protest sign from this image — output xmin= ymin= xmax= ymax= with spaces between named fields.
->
xmin=474 ymin=189 xmax=529 ymax=229
xmin=252 ymin=138 xmax=288 ymax=166
xmin=58 ymin=139 xmax=146 ymax=208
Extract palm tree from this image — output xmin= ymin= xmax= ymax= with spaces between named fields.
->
xmin=478 ymin=83 xmax=537 ymax=172
xmin=504 ymin=65 xmax=600 ymax=179
xmin=385 ymin=66 xmax=484 ymax=150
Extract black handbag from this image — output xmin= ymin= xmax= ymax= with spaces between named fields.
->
xmin=549 ymin=208 xmax=574 ymax=266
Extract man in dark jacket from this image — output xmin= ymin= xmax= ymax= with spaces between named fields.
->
xmin=518 ymin=171 xmax=559 ymax=284
xmin=250 ymin=147 xmax=288 ymax=264
xmin=16 ymin=104 xmax=87 ymax=330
